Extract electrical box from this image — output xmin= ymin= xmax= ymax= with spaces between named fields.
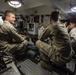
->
xmin=27 ymin=23 xmax=39 ymax=35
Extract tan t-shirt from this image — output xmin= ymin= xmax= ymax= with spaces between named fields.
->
xmin=0 ymin=20 xmax=25 ymax=50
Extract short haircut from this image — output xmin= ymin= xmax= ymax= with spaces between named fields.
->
xmin=4 ymin=10 xmax=15 ymax=19
xmin=50 ymin=11 xmax=59 ymax=22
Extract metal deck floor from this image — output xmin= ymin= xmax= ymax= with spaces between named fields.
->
xmin=17 ymin=59 xmax=57 ymax=75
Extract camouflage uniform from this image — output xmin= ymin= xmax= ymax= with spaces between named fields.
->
xmin=36 ymin=21 xmax=73 ymax=65
xmin=0 ymin=20 xmax=28 ymax=54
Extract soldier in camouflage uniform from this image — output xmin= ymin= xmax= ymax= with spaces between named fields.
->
xmin=0 ymin=11 xmax=28 ymax=55
xmin=36 ymin=11 xmax=73 ymax=66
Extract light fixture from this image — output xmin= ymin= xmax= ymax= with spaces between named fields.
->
xmin=71 ymin=4 xmax=76 ymax=12
xmin=70 ymin=0 xmax=76 ymax=12
xmin=5 ymin=0 xmax=22 ymax=8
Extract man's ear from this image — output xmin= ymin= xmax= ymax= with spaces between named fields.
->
xmin=6 ymin=16 xmax=8 ymax=20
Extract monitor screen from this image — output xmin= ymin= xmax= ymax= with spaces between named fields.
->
xmin=29 ymin=23 xmax=34 ymax=31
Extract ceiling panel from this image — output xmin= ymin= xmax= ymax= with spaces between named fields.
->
xmin=0 ymin=0 xmax=76 ymax=18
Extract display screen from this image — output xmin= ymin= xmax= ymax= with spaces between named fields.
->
xmin=29 ymin=23 xmax=34 ymax=31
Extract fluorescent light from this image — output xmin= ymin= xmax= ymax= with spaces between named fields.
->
xmin=9 ymin=1 xmax=20 ymax=5
xmin=7 ymin=0 xmax=22 ymax=8
xmin=71 ymin=4 xmax=76 ymax=12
